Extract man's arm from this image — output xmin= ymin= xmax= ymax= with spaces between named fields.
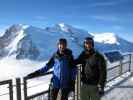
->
xmin=27 ymin=55 xmax=55 ymax=78
xmin=98 ymin=53 xmax=107 ymax=90
xmin=75 ymin=51 xmax=84 ymax=65
xmin=38 ymin=56 xmax=55 ymax=73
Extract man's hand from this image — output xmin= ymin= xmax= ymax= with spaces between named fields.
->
xmin=98 ymin=85 xmax=105 ymax=97
xmin=27 ymin=71 xmax=40 ymax=78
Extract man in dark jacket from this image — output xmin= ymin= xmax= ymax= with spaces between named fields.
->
xmin=27 ymin=38 xmax=76 ymax=100
xmin=75 ymin=37 xmax=107 ymax=100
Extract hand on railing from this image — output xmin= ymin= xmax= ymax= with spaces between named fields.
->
xmin=98 ymin=85 xmax=105 ymax=97
xmin=27 ymin=71 xmax=40 ymax=79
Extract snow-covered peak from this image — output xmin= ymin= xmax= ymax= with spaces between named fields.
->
xmin=1 ymin=24 xmax=24 ymax=39
xmin=6 ymin=29 xmax=26 ymax=57
xmin=1 ymin=24 xmax=30 ymax=40
xmin=8 ymin=24 xmax=23 ymax=33
xmin=58 ymin=23 xmax=66 ymax=28
xmin=0 ymin=30 xmax=5 ymax=37
xmin=56 ymin=23 xmax=73 ymax=32
xmin=7 ymin=24 xmax=30 ymax=33
xmin=22 ymin=25 xmax=30 ymax=29
xmin=92 ymin=32 xmax=120 ymax=45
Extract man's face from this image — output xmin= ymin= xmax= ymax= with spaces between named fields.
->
xmin=58 ymin=43 xmax=66 ymax=53
xmin=84 ymin=41 xmax=93 ymax=50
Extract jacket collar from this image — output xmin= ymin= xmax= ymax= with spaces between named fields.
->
xmin=56 ymin=49 xmax=69 ymax=57
xmin=84 ymin=48 xmax=95 ymax=56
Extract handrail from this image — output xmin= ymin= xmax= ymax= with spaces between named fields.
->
xmin=0 ymin=79 xmax=13 ymax=100
xmin=23 ymin=71 xmax=52 ymax=100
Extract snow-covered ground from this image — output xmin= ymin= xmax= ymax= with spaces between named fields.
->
xmin=0 ymin=58 xmax=47 ymax=100
xmin=102 ymin=72 xmax=133 ymax=100
xmin=0 ymin=58 xmax=47 ymax=81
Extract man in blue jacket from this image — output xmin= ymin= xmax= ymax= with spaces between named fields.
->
xmin=27 ymin=38 xmax=76 ymax=100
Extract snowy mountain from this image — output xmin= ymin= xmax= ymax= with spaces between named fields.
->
xmin=92 ymin=33 xmax=133 ymax=53
xmin=91 ymin=33 xmax=120 ymax=45
xmin=0 ymin=23 xmax=133 ymax=61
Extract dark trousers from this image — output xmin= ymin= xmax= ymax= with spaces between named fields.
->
xmin=52 ymin=88 xmax=69 ymax=100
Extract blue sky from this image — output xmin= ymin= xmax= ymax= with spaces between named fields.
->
xmin=0 ymin=0 xmax=133 ymax=42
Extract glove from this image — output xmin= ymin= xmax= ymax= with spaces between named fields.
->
xmin=98 ymin=86 xmax=105 ymax=97
xmin=27 ymin=71 xmax=40 ymax=78
xmin=99 ymin=89 xmax=104 ymax=97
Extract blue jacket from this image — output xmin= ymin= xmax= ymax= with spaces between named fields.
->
xmin=38 ymin=49 xmax=77 ymax=88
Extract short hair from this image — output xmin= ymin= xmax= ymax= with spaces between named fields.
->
xmin=84 ymin=37 xmax=94 ymax=47
xmin=58 ymin=38 xmax=67 ymax=45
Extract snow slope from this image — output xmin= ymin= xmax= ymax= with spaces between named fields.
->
xmin=0 ymin=23 xmax=133 ymax=61
xmin=0 ymin=58 xmax=46 ymax=81
xmin=91 ymin=32 xmax=120 ymax=45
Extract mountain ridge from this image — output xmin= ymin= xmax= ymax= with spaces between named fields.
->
xmin=0 ymin=23 xmax=133 ymax=61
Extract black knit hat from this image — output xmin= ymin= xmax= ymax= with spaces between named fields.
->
xmin=84 ymin=37 xmax=94 ymax=47
xmin=58 ymin=38 xmax=67 ymax=45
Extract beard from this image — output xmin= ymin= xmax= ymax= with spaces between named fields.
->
xmin=85 ymin=47 xmax=95 ymax=55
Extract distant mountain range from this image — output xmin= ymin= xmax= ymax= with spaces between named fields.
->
xmin=0 ymin=23 xmax=133 ymax=61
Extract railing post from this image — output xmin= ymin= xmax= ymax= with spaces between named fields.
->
xmin=16 ymin=78 xmax=21 ymax=100
xmin=75 ymin=64 xmax=81 ymax=100
xmin=79 ymin=65 xmax=81 ymax=100
xmin=128 ymin=54 xmax=132 ymax=72
xmin=119 ymin=59 xmax=123 ymax=76
xmin=24 ymin=77 xmax=28 ymax=100
xmin=9 ymin=80 xmax=13 ymax=100
xmin=75 ymin=68 xmax=77 ymax=100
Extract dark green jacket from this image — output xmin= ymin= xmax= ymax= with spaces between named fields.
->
xmin=75 ymin=49 xmax=107 ymax=89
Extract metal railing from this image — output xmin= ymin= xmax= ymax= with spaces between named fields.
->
xmin=0 ymin=79 xmax=13 ymax=100
xmin=22 ymin=53 xmax=132 ymax=100
xmin=0 ymin=53 xmax=132 ymax=100
xmin=23 ymin=71 xmax=52 ymax=100
xmin=23 ymin=70 xmax=80 ymax=100
xmin=107 ymin=54 xmax=132 ymax=82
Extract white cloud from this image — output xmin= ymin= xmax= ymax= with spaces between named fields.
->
xmin=113 ymin=25 xmax=123 ymax=30
xmin=90 ymin=15 xmax=118 ymax=22
xmin=89 ymin=2 xmax=117 ymax=7
xmin=88 ymin=0 xmax=128 ymax=7
xmin=34 ymin=16 xmax=47 ymax=20
xmin=36 ymin=16 xmax=44 ymax=20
